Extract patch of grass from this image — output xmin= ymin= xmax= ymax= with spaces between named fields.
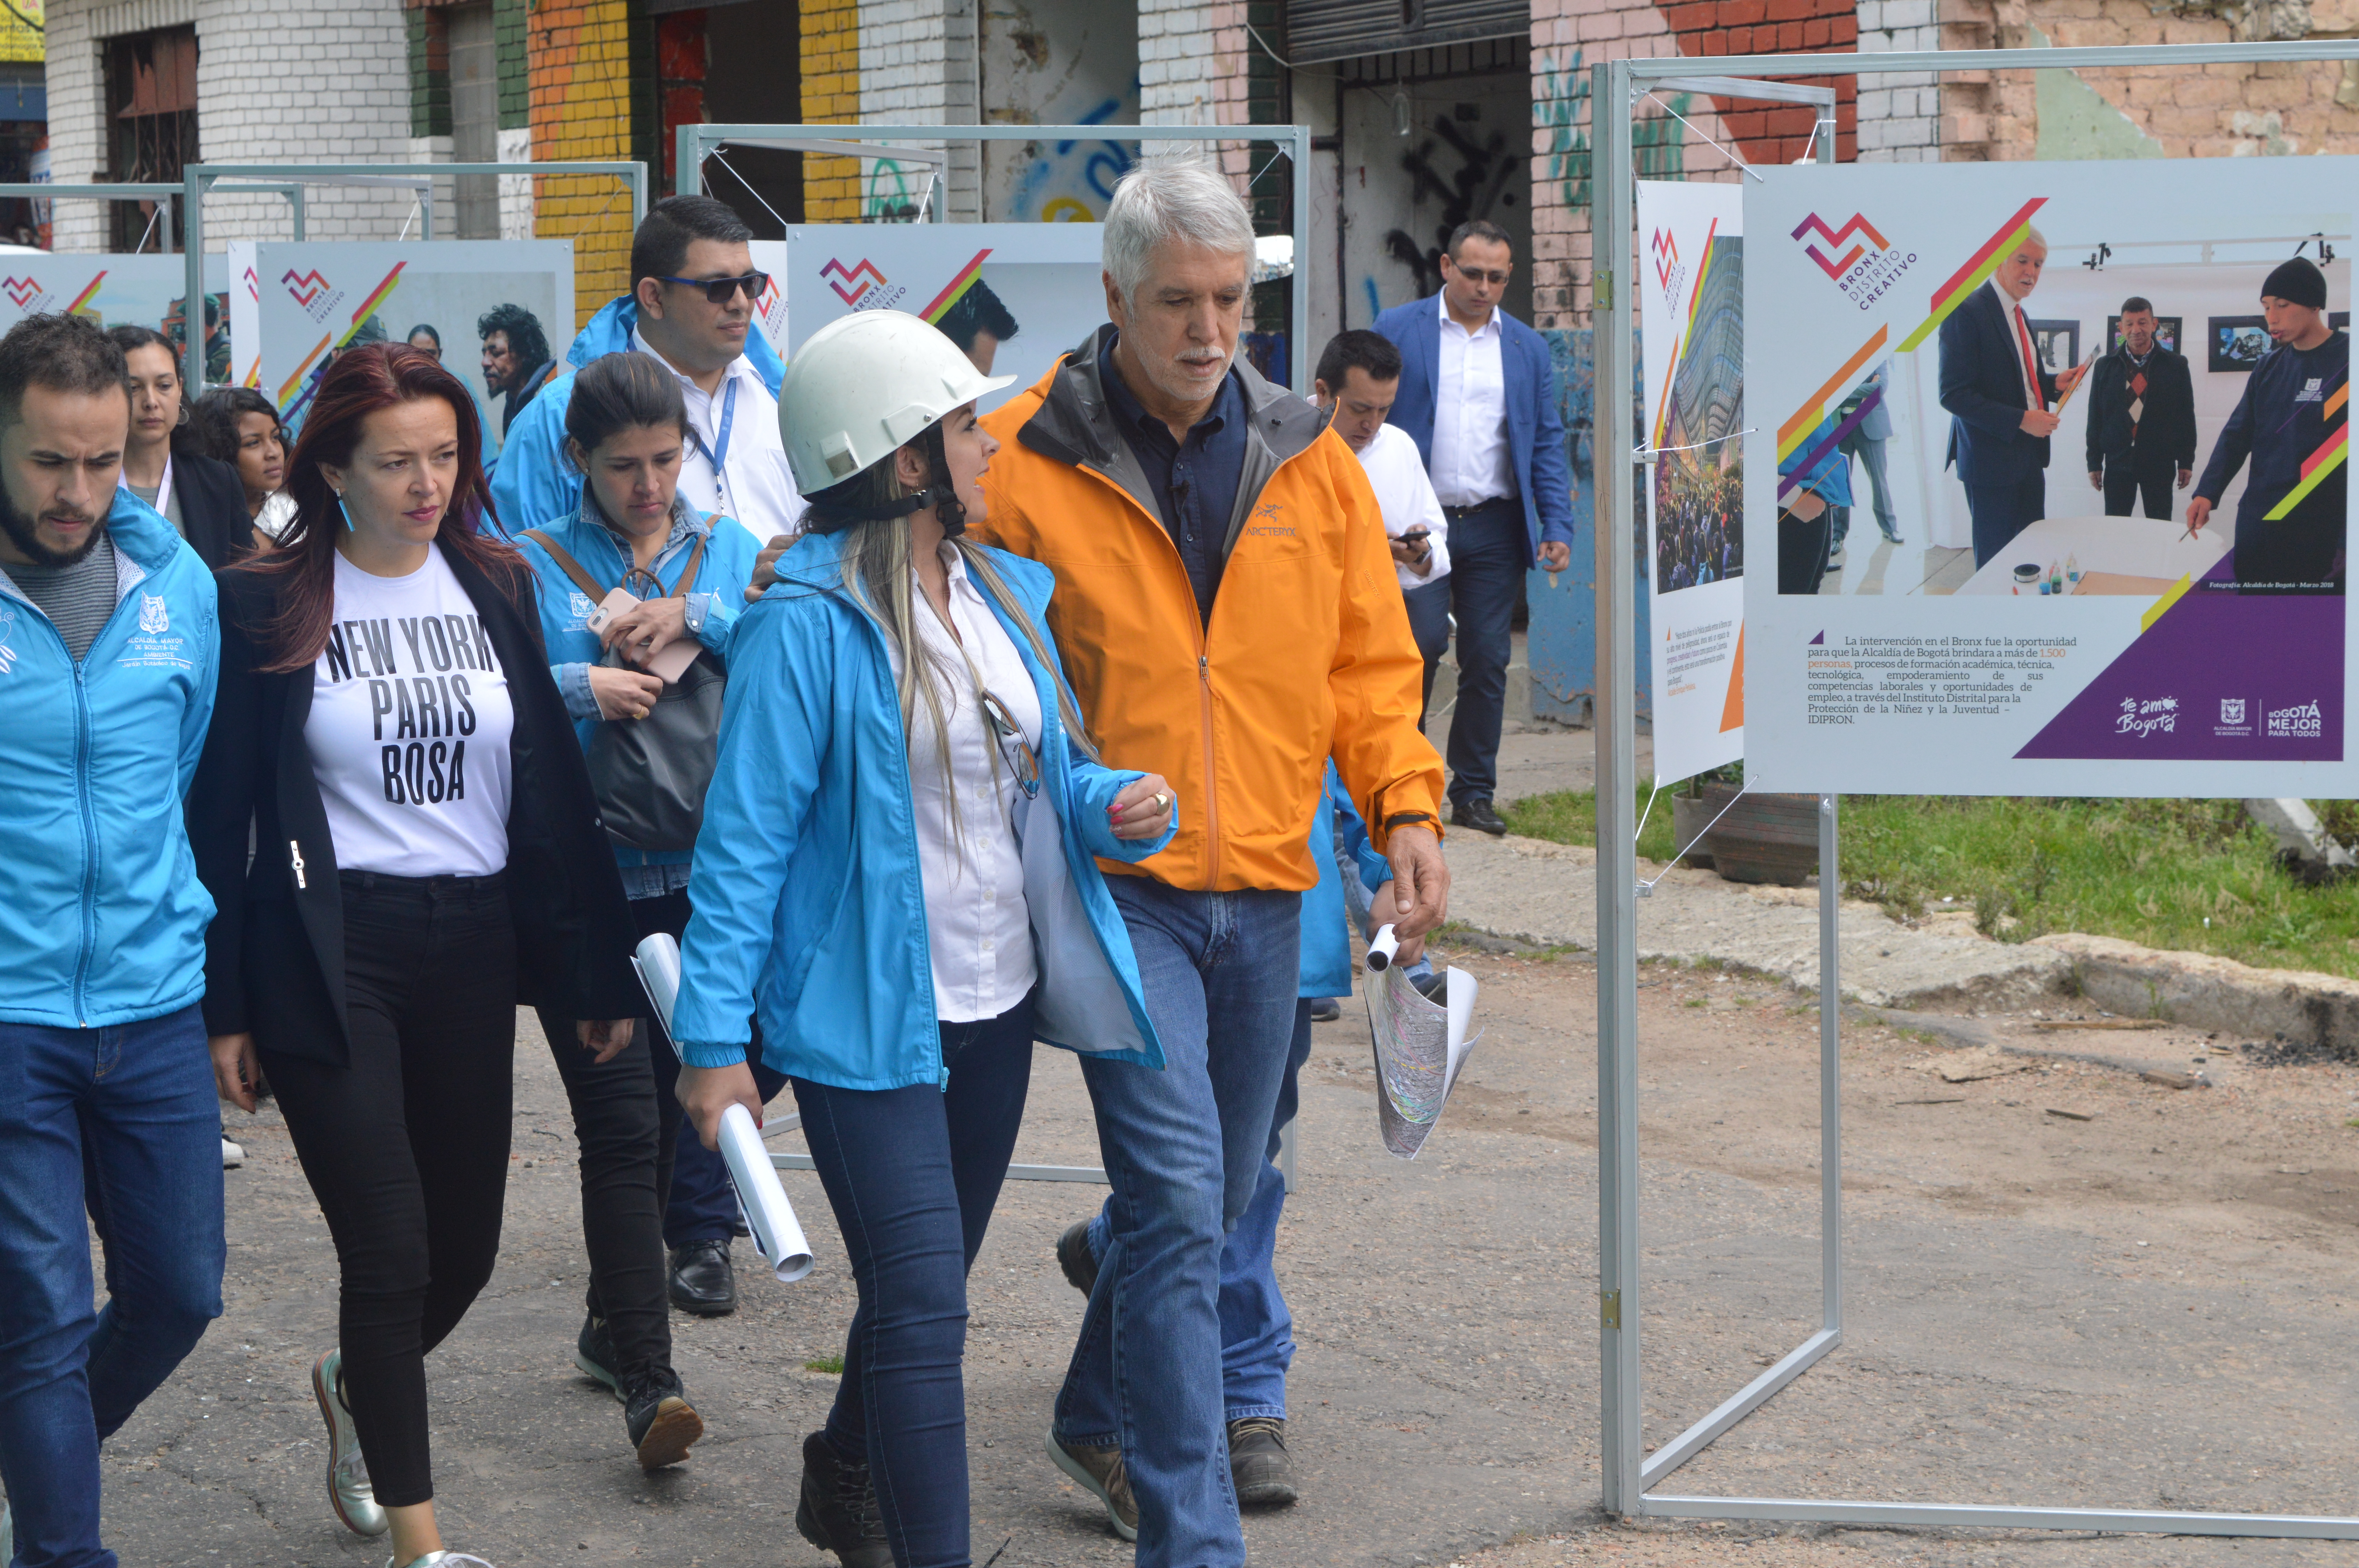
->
xmin=1500 ymin=786 xmax=1681 ymax=863
xmin=804 ymin=1355 xmax=844 ymax=1375
xmin=1508 ymin=791 xmax=2359 ymax=978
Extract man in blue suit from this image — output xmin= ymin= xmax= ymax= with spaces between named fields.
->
xmin=1372 ymin=220 xmax=1575 ymax=837
xmin=1939 ymin=228 xmax=2088 ymax=567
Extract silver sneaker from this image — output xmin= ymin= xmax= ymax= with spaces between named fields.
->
xmin=388 ymin=1554 xmax=498 ymax=1568
xmin=313 ymin=1348 xmax=389 ymax=1537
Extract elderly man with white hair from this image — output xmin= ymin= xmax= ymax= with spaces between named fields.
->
xmin=968 ymin=158 xmax=1450 ymax=1563
xmin=1937 ymin=225 xmax=2091 ymax=566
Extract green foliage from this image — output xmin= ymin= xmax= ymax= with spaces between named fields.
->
xmin=804 ymin=1355 xmax=844 ymax=1375
xmin=1500 ymin=787 xmax=1680 ymax=864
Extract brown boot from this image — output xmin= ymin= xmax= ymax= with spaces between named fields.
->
xmin=1045 ymin=1427 xmax=1139 ymax=1541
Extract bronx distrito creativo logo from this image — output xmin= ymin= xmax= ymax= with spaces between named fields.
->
xmin=1650 ymin=228 xmax=1678 ymax=290
xmin=281 ymin=269 xmax=331 ymax=308
xmin=820 ymin=258 xmax=888 ymax=307
xmin=2 ymin=276 xmax=38 ymax=309
xmin=1791 ymin=212 xmax=1916 ymax=309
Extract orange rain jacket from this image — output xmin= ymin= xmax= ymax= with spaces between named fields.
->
xmin=977 ymin=327 xmax=1445 ymax=893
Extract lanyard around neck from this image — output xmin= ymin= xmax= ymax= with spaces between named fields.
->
xmin=119 ymin=449 xmax=171 ymax=508
xmin=687 ymin=376 xmax=739 ymax=480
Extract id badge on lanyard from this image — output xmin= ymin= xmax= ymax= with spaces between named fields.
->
xmin=689 ymin=378 xmax=738 ymax=510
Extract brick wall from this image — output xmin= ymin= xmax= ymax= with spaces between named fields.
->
xmin=857 ymin=0 xmax=980 ymax=220
xmin=527 ymin=0 xmax=635 ymax=325
xmin=802 ymin=0 xmax=860 ymax=218
xmin=1857 ymin=0 xmax=1941 ymax=161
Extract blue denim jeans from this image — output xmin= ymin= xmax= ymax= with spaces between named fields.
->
xmin=1089 ymin=998 xmax=1314 ymax=1424
xmin=1443 ymin=499 xmax=1529 ymax=806
xmin=794 ymin=1001 xmax=1034 ymax=1568
xmin=1056 ymin=877 xmax=1301 ymax=1568
xmin=0 ymin=1004 xmax=225 ymax=1568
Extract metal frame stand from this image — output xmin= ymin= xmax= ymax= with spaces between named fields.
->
xmin=1592 ymin=41 xmax=2359 ymax=1541
xmin=0 ymin=179 xmax=323 ymax=256
xmin=677 ymin=123 xmax=1314 ymax=399
xmin=177 ymin=159 xmax=649 ymax=390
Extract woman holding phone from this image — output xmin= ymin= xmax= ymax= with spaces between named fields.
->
xmin=671 ymin=310 xmax=1176 ymax=1568
xmin=190 ymin=343 xmax=640 ymax=1568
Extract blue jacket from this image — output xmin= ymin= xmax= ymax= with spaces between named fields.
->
xmin=1371 ymin=295 xmax=1578 ymax=561
xmin=488 ymin=294 xmax=787 ymax=534
xmin=517 ymin=499 xmax=755 ymax=875
xmin=674 ymin=530 xmax=1176 ymax=1090
xmin=1300 ymin=764 xmax=1391 ymax=999
xmin=1939 ymin=281 xmax=2057 ymax=486
xmin=0 ymin=494 xmax=219 ymax=1028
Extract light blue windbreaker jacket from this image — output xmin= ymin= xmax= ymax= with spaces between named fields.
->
xmin=517 ymin=499 xmax=754 ymax=877
xmin=488 ymin=294 xmax=787 ymax=532
xmin=1301 ymin=764 xmax=1392 ymax=1000
xmin=674 ymin=530 xmax=1175 ymax=1090
xmin=0 ymin=493 xmax=219 ymax=1028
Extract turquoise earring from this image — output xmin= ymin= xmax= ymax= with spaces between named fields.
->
xmin=335 ymin=492 xmax=354 ymax=534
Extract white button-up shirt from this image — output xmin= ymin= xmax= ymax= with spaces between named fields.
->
xmin=1430 ymin=292 xmax=1516 ymax=507
xmin=631 ymin=325 xmax=807 ymax=550
xmin=1985 ymin=276 xmax=2043 ymax=411
xmin=1354 ymin=422 xmax=1452 ymax=591
xmin=887 ymin=545 xmax=1044 ymax=1024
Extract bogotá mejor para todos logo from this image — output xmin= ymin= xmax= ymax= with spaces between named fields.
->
xmin=1792 ymin=212 xmax=1917 ymax=309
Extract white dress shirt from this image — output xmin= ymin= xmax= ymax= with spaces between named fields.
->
xmin=887 ymin=544 xmax=1043 ymax=1024
xmin=1353 ymin=422 xmax=1452 ymax=590
xmin=630 ymin=324 xmax=807 ymax=549
xmin=1985 ymin=276 xmax=2043 ymax=411
xmin=1430 ymin=292 xmax=1517 ymax=507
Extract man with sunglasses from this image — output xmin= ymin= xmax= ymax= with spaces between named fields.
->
xmin=489 ymin=195 xmax=805 ymax=1323
xmin=489 ymin=195 xmax=804 ymax=559
xmin=1372 ymin=218 xmax=1575 ymax=840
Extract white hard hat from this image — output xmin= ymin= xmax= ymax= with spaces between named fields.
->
xmin=777 ymin=309 xmax=1014 ymax=494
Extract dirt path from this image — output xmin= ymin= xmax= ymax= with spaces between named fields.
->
xmin=102 ymin=938 xmax=2359 ymax=1566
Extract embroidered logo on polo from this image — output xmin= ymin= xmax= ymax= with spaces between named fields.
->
xmin=320 ymin=610 xmax=502 ymax=806
xmin=137 ymin=592 xmax=169 ymax=635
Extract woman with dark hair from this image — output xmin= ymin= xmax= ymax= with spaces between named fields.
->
xmin=405 ymin=325 xmax=443 ymax=360
xmin=512 ymin=350 xmax=761 ymax=1471
xmin=674 ymin=309 xmax=1176 ymax=1567
xmin=107 ymin=323 xmax=253 ymax=569
xmin=188 ymin=343 xmax=640 ymax=1568
xmin=193 ymin=386 xmax=295 ymax=544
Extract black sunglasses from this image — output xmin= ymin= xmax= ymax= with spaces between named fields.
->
xmin=656 ymin=271 xmax=770 ymax=306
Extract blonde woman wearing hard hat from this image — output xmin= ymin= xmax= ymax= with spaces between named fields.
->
xmin=669 ymin=308 xmax=1178 ymax=1568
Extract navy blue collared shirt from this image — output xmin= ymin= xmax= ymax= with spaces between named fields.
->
xmin=1099 ymin=332 xmax=1249 ymax=628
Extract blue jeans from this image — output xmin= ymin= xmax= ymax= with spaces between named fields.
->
xmin=1443 ymin=499 xmax=1527 ymax=806
xmin=1401 ymin=575 xmax=1452 ymax=731
xmin=0 ymin=1005 xmax=224 ymax=1568
xmin=794 ymin=1001 xmax=1034 ymax=1568
xmin=1056 ymin=877 xmax=1301 ymax=1568
xmin=1088 ymin=998 xmax=1314 ymax=1424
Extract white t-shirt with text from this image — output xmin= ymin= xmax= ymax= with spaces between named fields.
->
xmin=306 ymin=548 xmax=515 ymax=877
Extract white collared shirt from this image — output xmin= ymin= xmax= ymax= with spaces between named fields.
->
xmin=1352 ymin=422 xmax=1452 ymax=590
xmin=1986 ymin=276 xmax=2042 ymax=410
xmin=885 ymin=544 xmax=1044 ymax=1024
xmin=629 ymin=325 xmax=807 ymax=549
xmin=1430 ymin=292 xmax=1516 ymax=507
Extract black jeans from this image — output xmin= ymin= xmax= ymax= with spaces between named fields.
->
xmin=796 ymin=1002 xmax=1035 ymax=1568
xmin=260 ymin=871 xmax=517 ymax=1508
xmin=623 ymin=890 xmax=789 ymax=1247
xmin=1443 ymin=499 xmax=1526 ymax=806
xmin=2102 ymin=461 xmax=2174 ymax=521
xmin=531 ymin=891 xmax=691 ymax=1392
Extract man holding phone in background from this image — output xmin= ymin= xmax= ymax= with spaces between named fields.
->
xmin=1314 ymin=329 xmax=1452 ymax=729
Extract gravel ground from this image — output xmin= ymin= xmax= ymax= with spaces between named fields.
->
xmin=91 ymin=935 xmax=2359 ymax=1567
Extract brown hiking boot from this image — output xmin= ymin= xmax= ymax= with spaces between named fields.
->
xmin=1229 ymin=1415 xmax=1298 ymax=1506
xmin=1045 ymin=1427 xmax=1138 ymax=1541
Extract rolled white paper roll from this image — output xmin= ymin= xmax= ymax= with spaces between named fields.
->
xmin=719 ymin=1103 xmax=815 ymax=1284
xmin=1366 ymin=923 xmax=1400 ymax=972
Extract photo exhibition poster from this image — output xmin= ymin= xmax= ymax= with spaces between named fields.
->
xmin=1745 ymin=159 xmax=2355 ymax=797
xmin=1639 ymin=178 xmax=1745 ymax=785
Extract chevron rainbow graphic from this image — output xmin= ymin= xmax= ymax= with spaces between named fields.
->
xmin=1790 ymin=211 xmax=1891 ymax=281
xmin=821 ymin=258 xmax=888 ymax=305
xmin=281 ymin=269 xmax=331 ymax=307
xmin=1650 ymin=227 xmax=1678 ymax=290
xmin=2 ymin=275 xmax=36 ymax=309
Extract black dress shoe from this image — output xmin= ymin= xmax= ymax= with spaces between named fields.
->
xmin=625 ymin=1371 xmax=704 ymax=1472
xmin=1229 ymin=1416 xmax=1298 ymax=1506
xmin=1055 ymin=1219 xmax=1099 ymax=1296
xmin=795 ymin=1429 xmax=891 ymax=1567
xmin=1451 ymin=797 xmax=1508 ymax=836
xmin=1309 ymin=996 xmax=1341 ymax=1023
xmin=667 ymin=1239 xmax=738 ymax=1316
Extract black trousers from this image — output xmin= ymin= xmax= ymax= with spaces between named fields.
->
xmin=531 ymin=891 xmax=687 ymax=1393
xmin=1777 ymin=504 xmax=1832 ymax=594
xmin=260 ymin=871 xmax=518 ymax=1508
xmin=1443 ymin=499 xmax=1526 ymax=806
xmin=2102 ymin=461 xmax=2174 ymax=521
xmin=1967 ymin=472 xmax=2046 ymax=568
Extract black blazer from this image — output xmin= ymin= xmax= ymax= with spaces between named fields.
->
xmin=165 ymin=447 xmax=255 ymax=572
xmin=1939 ymin=282 xmax=2059 ymax=486
xmin=2082 ymin=343 xmax=2197 ymax=476
xmin=187 ymin=538 xmax=642 ymax=1065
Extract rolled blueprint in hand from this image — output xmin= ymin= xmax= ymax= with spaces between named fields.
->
xmin=719 ymin=1104 xmax=814 ymax=1283
xmin=632 ymin=933 xmax=814 ymax=1284
xmin=1363 ymin=962 xmax=1480 ymax=1159
xmin=1365 ymin=923 xmax=1400 ymax=972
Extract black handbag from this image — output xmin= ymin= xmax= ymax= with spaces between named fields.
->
xmin=525 ymin=528 xmax=725 ymax=853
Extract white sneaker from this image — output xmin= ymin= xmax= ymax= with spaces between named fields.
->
xmin=389 ymin=1554 xmax=498 ymax=1568
xmin=312 ymin=1349 xmax=388 ymax=1536
xmin=222 ymin=1138 xmax=244 ymax=1169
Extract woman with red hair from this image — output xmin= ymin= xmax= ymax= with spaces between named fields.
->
xmin=188 ymin=344 xmax=640 ymax=1568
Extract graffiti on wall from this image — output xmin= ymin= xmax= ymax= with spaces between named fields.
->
xmin=1379 ymin=115 xmax=1518 ymax=298
xmin=1007 ymin=89 xmax=1142 ymax=222
xmin=1538 ymin=50 xmax=1690 ymax=217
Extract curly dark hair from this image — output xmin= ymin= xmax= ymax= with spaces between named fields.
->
xmin=476 ymin=302 xmax=549 ymax=372
xmin=193 ymin=386 xmax=280 ymax=465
